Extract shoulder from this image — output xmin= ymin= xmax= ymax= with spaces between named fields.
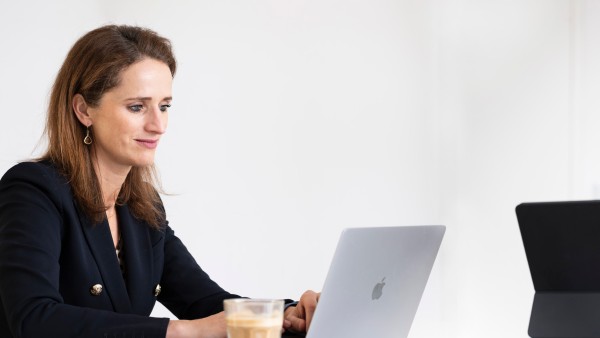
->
xmin=2 ymin=160 xmax=64 ymax=182
xmin=0 ymin=160 xmax=72 ymax=204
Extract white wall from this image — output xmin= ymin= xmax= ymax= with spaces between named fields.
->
xmin=438 ymin=1 xmax=571 ymax=336
xmin=2 ymin=1 xmax=599 ymax=337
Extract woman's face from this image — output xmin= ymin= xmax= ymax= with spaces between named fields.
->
xmin=87 ymin=58 xmax=172 ymax=173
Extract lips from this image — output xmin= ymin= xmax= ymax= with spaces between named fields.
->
xmin=135 ymin=139 xmax=159 ymax=149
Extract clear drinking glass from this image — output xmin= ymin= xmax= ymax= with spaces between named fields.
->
xmin=224 ymin=298 xmax=284 ymax=338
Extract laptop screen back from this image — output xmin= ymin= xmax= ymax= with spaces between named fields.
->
xmin=306 ymin=226 xmax=445 ymax=338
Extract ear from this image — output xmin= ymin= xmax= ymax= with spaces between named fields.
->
xmin=72 ymin=94 xmax=93 ymax=127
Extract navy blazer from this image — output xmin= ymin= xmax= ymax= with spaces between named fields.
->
xmin=0 ymin=161 xmax=240 ymax=337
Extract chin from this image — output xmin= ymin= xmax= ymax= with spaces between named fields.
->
xmin=137 ymin=161 xmax=156 ymax=168
xmin=131 ymin=158 xmax=156 ymax=168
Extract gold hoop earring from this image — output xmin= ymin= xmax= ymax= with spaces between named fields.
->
xmin=84 ymin=126 xmax=92 ymax=145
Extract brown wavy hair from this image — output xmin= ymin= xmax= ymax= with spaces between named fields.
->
xmin=40 ymin=25 xmax=177 ymax=228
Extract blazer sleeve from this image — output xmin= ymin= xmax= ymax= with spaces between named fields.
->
xmin=0 ymin=162 xmax=169 ymax=338
xmin=157 ymin=224 xmax=242 ymax=318
xmin=156 ymin=223 xmax=295 ymax=319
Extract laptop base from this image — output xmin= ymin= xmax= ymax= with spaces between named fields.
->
xmin=529 ymin=292 xmax=600 ymax=337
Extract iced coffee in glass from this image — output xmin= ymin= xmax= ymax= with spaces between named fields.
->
xmin=224 ymin=299 xmax=284 ymax=338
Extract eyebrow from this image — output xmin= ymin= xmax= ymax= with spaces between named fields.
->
xmin=125 ymin=96 xmax=173 ymax=101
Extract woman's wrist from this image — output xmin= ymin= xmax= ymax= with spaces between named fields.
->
xmin=166 ymin=319 xmax=190 ymax=338
xmin=166 ymin=311 xmax=227 ymax=338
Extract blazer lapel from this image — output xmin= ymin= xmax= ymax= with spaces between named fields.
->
xmin=118 ymin=205 xmax=156 ymax=315
xmin=77 ymin=206 xmax=133 ymax=313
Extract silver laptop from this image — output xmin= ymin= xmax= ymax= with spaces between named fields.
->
xmin=306 ymin=226 xmax=445 ymax=338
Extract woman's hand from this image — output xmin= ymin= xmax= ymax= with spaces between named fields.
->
xmin=166 ymin=311 xmax=226 ymax=338
xmin=283 ymin=290 xmax=321 ymax=333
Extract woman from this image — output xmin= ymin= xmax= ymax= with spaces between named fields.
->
xmin=0 ymin=25 xmax=318 ymax=338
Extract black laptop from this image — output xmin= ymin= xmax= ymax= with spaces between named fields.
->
xmin=516 ymin=200 xmax=600 ymax=338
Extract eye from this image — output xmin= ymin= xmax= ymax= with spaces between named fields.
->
xmin=160 ymin=104 xmax=171 ymax=112
xmin=128 ymin=104 xmax=144 ymax=113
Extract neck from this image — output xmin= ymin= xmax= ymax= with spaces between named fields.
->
xmin=92 ymin=159 xmax=131 ymax=208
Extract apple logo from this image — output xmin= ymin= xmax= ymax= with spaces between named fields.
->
xmin=371 ymin=277 xmax=386 ymax=300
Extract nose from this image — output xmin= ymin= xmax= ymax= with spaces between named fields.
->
xmin=145 ymin=106 xmax=168 ymax=134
